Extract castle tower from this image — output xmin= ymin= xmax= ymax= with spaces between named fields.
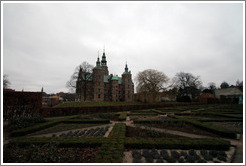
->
xmin=101 ymin=49 xmax=109 ymax=75
xmin=111 ymin=75 xmax=119 ymax=102
xmin=122 ymin=63 xmax=134 ymax=102
xmin=93 ymin=56 xmax=104 ymax=101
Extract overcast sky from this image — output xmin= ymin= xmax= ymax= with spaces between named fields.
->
xmin=2 ymin=2 xmax=244 ymax=94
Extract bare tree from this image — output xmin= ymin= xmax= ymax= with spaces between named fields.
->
xmin=3 ymin=74 xmax=11 ymax=89
xmin=208 ymin=82 xmax=216 ymax=90
xmin=174 ymin=72 xmax=202 ymax=99
xmin=136 ymin=69 xmax=169 ymax=103
xmin=66 ymin=61 xmax=94 ymax=100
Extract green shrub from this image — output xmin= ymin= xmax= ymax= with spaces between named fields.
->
xmin=119 ymin=112 xmax=127 ymax=121
xmin=185 ymin=120 xmax=237 ymax=139
xmin=9 ymin=115 xmax=46 ymax=130
xmin=125 ymin=138 xmax=230 ymax=150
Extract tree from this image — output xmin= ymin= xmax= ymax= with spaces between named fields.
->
xmin=208 ymin=82 xmax=216 ymax=90
xmin=136 ymin=69 xmax=169 ymax=103
xmin=236 ymin=80 xmax=243 ymax=91
xmin=203 ymin=82 xmax=217 ymax=95
xmin=3 ymin=74 xmax=11 ymax=89
xmin=220 ymin=81 xmax=229 ymax=89
xmin=66 ymin=61 xmax=94 ymax=100
xmin=174 ymin=72 xmax=202 ymax=100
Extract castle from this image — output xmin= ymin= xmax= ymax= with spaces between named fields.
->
xmin=76 ymin=50 xmax=134 ymax=102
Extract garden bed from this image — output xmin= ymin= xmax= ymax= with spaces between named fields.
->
xmin=205 ymin=122 xmax=243 ymax=134
xmin=125 ymin=126 xmax=187 ymax=138
xmin=123 ymin=147 xmax=235 ymax=163
xmin=28 ymin=123 xmax=100 ymax=136
xmin=140 ymin=122 xmax=219 ymax=137
xmin=3 ymin=143 xmax=99 ymax=163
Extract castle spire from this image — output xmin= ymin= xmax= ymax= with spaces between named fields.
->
xmin=96 ymin=51 xmax=100 ymax=67
xmin=101 ymin=47 xmax=107 ymax=66
xmin=125 ymin=63 xmax=128 ymax=73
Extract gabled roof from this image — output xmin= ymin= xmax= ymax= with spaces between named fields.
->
xmin=112 ymin=75 xmax=119 ymax=80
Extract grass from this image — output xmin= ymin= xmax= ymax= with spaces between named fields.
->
xmin=55 ymin=101 xmax=144 ymax=108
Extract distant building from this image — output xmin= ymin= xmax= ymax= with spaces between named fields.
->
xmin=215 ymin=87 xmax=243 ymax=104
xmin=76 ymin=50 xmax=134 ymax=102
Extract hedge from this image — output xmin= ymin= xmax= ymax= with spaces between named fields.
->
xmin=10 ymin=118 xmax=110 ymax=137
xmin=175 ymin=112 xmax=242 ymax=119
xmin=108 ymin=123 xmax=126 ymax=139
xmin=8 ymin=137 xmax=106 ymax=148
xmin=95 ymin=123 xmax=126 ymax=163
xmin=134 ymin=119 xmax=238 ymax=139
xmin=39 ymin=102 xmax=204 ymax=117
xmin=124 ymin=138 xmax=230 ymax=150
xmin=10 ymin=120 xmax=61 ymax=137
xmin=118 ymin=112 xmax=127 ymax=121
xmin=128 ymin=113 xmax=158 ymax=116
xmin=198 ymin=119 xmax=242 ymax=122
xmin=62 ymin=119 xmax=110 ymax=124
xmin=185 ymin=120 xmax=238 ymax=139
xmin=3 ymin=91 xmax=43 ymax=120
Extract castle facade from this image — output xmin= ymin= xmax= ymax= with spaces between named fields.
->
xmin=76 ymin=50 xmax=134 ymax=102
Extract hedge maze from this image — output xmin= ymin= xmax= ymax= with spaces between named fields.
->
xmin=4 ymin=104 xmax=242 ymax=163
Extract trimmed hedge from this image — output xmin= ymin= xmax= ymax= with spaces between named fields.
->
xmin=3 ymin=91 xmax=43 ymax=120
xmin=128 ymin=113 xmax=158 ymax=116
xmin=152 ymin=110 xmax=167 ymax=115
xmin=119 ymin=112 xmax=127 ymax=121
xmin=185 ymin=120 xmax=238 ymax=139
xmin=62 ymin=119 xmax=110 ymax=124
xmin=10 ymin=120 xmax=61 ymax=137
xmin=134 ymin=119 xmax=182 ymax=124
xmin=125 ymin=138 xmax=230 ymax=150
xmin=40 ymin=102 xmax=204 ymax=117
xmin=8 ymin=137 xmax=106 ymax=148
xmin=95 ymin=123 xmax=126 ymax=163
xmin=175 ymin=112 xmax=243 ymax=119
xmin=198 ymin=119 xmax=242 ymax=122
xmin=134 ymin=119 xmax=238 ymax=139
xmin=10 ymin=118 xmax=110 ymax=137
xmin=108 ymin=123 xmax=126 ymax=139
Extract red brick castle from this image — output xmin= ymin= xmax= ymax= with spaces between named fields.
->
xmin=76 ymin=50 xmax=134 ymax=102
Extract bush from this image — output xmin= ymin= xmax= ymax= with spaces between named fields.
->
xmin=171 ymin=150 xmax=180 ymax=159
xmin=209 ymin=150 xmax=218 ymax=158
xmin=9 ymin=115 xmax=46 ymax=130
xmin=217 ymin=155 xmax=227 ymax=162
xmin=132 ymin=150 xmax=142 ymax=160
xmin=125 ymin=138 xmax=230 ymax=150
xmin=119 ymin=112 xmax=127 ymax=121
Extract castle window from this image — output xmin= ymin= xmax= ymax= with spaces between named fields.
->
xmin=98 ymin=94 xmax=100 ymax=98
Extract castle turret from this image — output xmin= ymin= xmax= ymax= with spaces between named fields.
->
xmin=101 ymin=49 xmax=109 ymax=75
xmin=122 ymin=63 xmax=134 ymax=102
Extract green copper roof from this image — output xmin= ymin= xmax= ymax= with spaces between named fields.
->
xmin=112 ymin=75 xmax=119 ymax=80
xmin=104 ymin=75 xmax=110 ymax=83
xmin=93 ymin=66 xmax=102 ymax=70
xmin=118 ymin=77 xmax=122 ymax=84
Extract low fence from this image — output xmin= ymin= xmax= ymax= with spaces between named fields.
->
xmin=39 ymin=102 xmax=203 ymax=117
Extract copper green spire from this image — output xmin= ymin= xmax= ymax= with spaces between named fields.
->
xmin=101 ymin=48 xmax=107 ymax=66
xmin=96 ymin=51 xmax=100 ymax=66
